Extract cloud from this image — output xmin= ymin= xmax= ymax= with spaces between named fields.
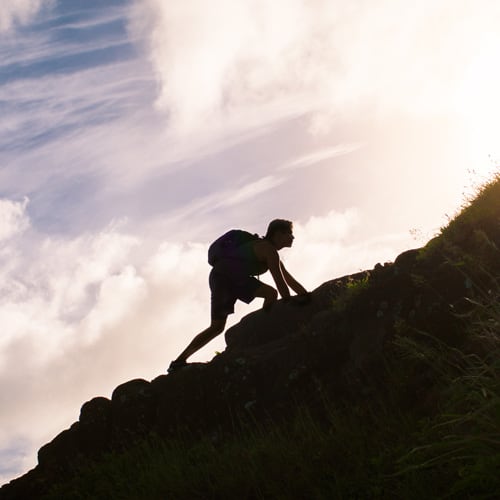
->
xmin=283 ymin=208 xmax=417 ymax=292
xmin=217 ymin=175 xmax=285 ymax=208
xmin=131 ymin=0 xmax=328 ymax=136
xmin=0 ymin=0 xmax=52 ymax=33
xmin=279 ymin=144 xmax=362 ymax=171
xmin=6 ymin=0 xmax=483 ymax=242
xmin=0 ymin=212 xmax=213 ymax=484
xmin=0 ymin=198 xmax=29 ymax=241
xmin=0 ymin=1 xmax=164 ymax=228
xmin=146 ymin=175 xmax=286 ymax=234
xmin=131 ymin=0 xmax=500 ymax=140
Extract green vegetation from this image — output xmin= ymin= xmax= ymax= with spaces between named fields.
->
xmin=422 ymin=172 xmax=500 ymax=283
xmin=331 ymin=272 xmax=370 ymax=314
xmin=42 ymin=174 xmax=500 ymax=500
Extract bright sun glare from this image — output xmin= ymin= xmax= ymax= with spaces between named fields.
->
xmin=454 ymin=34 xmax=500 ymax=179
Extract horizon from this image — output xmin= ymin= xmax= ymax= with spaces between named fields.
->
xmin=1 ymin=0 xmax=500 ymax=483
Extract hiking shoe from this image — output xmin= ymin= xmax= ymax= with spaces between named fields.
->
xmin=167 ymin=359 xmax=188 ymax=374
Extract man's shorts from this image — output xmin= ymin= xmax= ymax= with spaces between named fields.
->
xmin=209 ymin=269 xmax=262 ymax=320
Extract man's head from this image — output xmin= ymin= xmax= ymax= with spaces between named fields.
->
xmin=265 ymin=219 xmax=294 ymax=249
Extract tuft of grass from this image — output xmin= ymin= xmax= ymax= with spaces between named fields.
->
xmin=422 ymin=173 xmax=500 ymax=266
xmin=331 ymin=273 xmax=370 ymax=314
xmin=391 ymin=293 xmax=500 ymax=499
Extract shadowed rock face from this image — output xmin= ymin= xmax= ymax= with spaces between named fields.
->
xmin=0 ymin=237 xmax=489 ymax=498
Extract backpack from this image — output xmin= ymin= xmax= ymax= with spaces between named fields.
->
xmin=208 ymin=229 xmax=260 ymax=266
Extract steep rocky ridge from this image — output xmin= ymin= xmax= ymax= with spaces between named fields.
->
xmin=2 ymin=176 xmax=500 ymax=499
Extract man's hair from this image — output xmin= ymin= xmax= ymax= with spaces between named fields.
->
xmin=265 ymin=219 xmax=293 ymax=239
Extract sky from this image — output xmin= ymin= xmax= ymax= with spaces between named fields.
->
xmin=1 ymin=0 xmax=500 ymax=484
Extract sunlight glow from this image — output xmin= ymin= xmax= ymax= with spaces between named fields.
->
xmin=454 ymin=34 xmax=500 ymax=177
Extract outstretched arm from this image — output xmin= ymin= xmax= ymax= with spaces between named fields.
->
xmin=264 ymin=246 xmax=291 ymax=300
xmin=280 ymin=262 xmax=308 ymax=295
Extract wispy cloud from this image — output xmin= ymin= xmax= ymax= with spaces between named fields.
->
xmin=279 ymin=144 xmax=362 ymax=171
xmin=0 ymin=0 xmax=53 ymax=33
xmin=217 ymin=175 xmax=285 ymax=207
xmin=0 ymin=2 xmax=164 ymax=232
xmin=144 ymin=174 xmax=286 ymax=239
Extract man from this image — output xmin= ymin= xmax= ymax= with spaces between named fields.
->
xmin=168 ymin=219 xmax=309 ymax=373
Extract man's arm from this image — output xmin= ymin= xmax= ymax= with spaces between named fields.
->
xmin=280 ymin=262 xmax=308 ymax=295
xmin=263 ymin=245 xmax=291 ymax=300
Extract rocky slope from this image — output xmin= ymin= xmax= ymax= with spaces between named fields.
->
xmin=0 ymin=254 xmax=473 ymax=499
xmin=2 ymin=176 xmax=499 ymax=499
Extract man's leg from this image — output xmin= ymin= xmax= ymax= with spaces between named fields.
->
xmin=172 ymin=317 xmax=227 ymax=364
xmin=254 ymin=283 xmax=278 ymax=311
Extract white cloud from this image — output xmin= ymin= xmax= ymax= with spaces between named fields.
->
xmin=298 ymin=209 xmax=359 ymax=243
xmin=280 ymin=144 xmax=362 ymax=171
xmin=131 ymin=0 xmax=302 ymax=134
xmin=0 ymin=213 xmax=213 ymax=484
xmin=0 ymin=220 xmax=141 ymax=364
xmin=282 ymin=208 xmax=416 ymax=291
xmin=0 ymin=198 xmax=29 ymax=242
xmin=131 ymin=0 xmax=326 ymax=136
xmin=145 ymin=175 xmax=286 ymax=234
xmin=217 ymin=175 xmax=285 ymax=208
xmin=0 ymin=0 xmax=52 ymax=32
xmin=131 ymin=0 xmax=500 ymax=140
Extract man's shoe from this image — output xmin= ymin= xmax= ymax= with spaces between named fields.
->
xmin=167 ymin=359 xmax=188 ymax=374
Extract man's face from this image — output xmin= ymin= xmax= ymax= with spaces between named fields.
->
xmin=278 ymin=229 xmax=294 ymax=248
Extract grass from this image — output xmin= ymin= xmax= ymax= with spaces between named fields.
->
xmin=331 ymin=272 xmax=370 ymax=314
xmin=42 ymin=404 xmax=411 ymax=499
xmin=391 ymin=318 xmax=500 ymax=498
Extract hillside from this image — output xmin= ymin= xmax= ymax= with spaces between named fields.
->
xmin=1 ymin=176 xmax=500 ymax=499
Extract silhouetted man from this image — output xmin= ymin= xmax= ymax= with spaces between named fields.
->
xmin=168 ymin=219 xmax=309 ymax=372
